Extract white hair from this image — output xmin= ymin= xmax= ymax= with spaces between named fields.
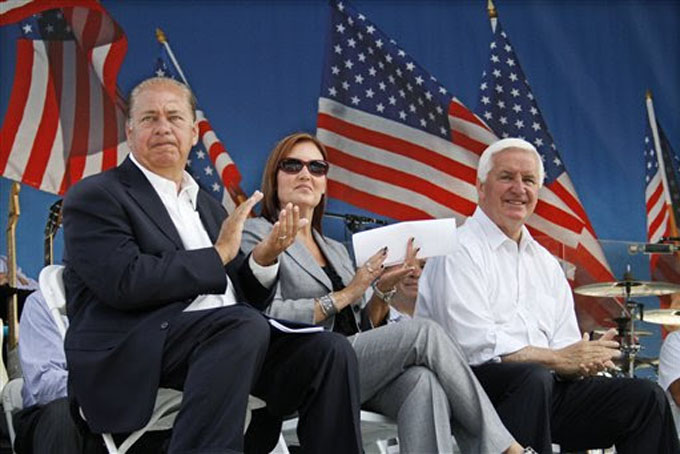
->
xmin=477 ymin=138 xmax=544 ymax=188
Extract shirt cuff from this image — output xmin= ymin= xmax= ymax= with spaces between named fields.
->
xmin=248 ymin=253 xmax=279 ymax=288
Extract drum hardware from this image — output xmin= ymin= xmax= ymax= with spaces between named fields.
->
xmin=573 ymin=266 xmax=673 ymax=377
xmin=640 ymin=309 xmax=680 ymax=327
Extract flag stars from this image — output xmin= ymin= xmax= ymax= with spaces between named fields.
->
xmin=337 ymin=2 xmax=345 ymax=11
xmin=530 ymin=106 xmax=538 ymax=115
xmin=491 ymin=54 xmax=500 ymax=63
xmin=385 ymin=54 xmax=393 ymax=63
xmin=428 ymin=112 xmax=435 ymax=121
xmin=347 ymin=38 xmax=356 ymax=48
xmin=484 ymin=111 xmax=493 ymax=120
xmin=204 ymin=166 xmax=213 ymax=176
xmin=406 ymin=83 xmax=413 ymax=92
xmin=553 ymin=157 xmax=561 ymax=166
xmin=388 ymin=96 xmax=396 ymax=105
xmin=504 ymin=43 xmax=511 ymax=52
xmin=435 ymin=106 xmax=443 ymax=114
xmin=499 ymin=116 xmax=508 ymax=125
xmin=425 ymin=91 xmax=432 ymax=101
xmin=375 ymin=39 xmax=383 ymax=48
xmin=399 ymin=89 xmax=406 ymax=98
xmin=395 ymin=68 xmax=402 ymax=77
xmin=376 ymin=103 xmax=385 ymax=113
xmin=196 ymin=150 xmax=206 ymax=159
xmin=46 ymin=24 xmax=54 ymax=33
xmin=351 ymin=96 xmax=360 ymax=105
xmin=438 ymin=87 xmax=447 ymax=95
xmin=532 ymin=122 xmax=541 ymax=131
xmin=365 ymin=88 xmax=375 ymax=98
xmin=506 ymin=58 xmax=515 ymax=67
xmin=415 ymin=76 xmax=424 ymax=85
xmin=354 ymin=74 xmax=364 ymax=84
xmin=481 ymin=96 xmax=490 ymax=105
xmin=22 ymin=23 xmax=33 ymax=34
xmin=420 ymin=118 xmax=427 ymax=127
xmin=344 ymin=59 xmax=354 ymax=69
xmin=331 ymin=65 xmax=340 ymax=75
xmin=378 ymin=82 xmax=386 ymax=91
xmin=328 ymin=86 xmax=338 ymax=97
xmin=358 ymin=53 xmax=366 ymax=62
xmin=378 ymin=61 xmax=385 ymax=69
xmin=347 ymin=16 xmax=354 ymax=26
xmin=496 ymin=100 xmax=505 ymax=109
xmin=440 ymin=126 xmax=447 ymax=135
xmin=388 ymin=75 xmax=395 ymax=84
xmin=490 ymin=42 xmax=497 ymax=49
xmin=405 ymin=62 xmax=415 ymax=71
xmin=409 ymin=104 xmax=416 ymax=113
xmin=398 ymin=49 xmax=406 ymax=57
xmin=495 ymin=85 xmax=504 ymax=93
xmin=366 ymin=25 xmax=375 ymax=34
xmin=493 ymin=69 xmax=502 ymax=78
xmin=514 ymin=119 xmax=524 ymax=129
xmin=512 ymin=104 xmax=522 ymax=113
xmin=342 ymin=81 xmax=350 ymax=90
xmin=212 ymin=183 xmax=220 ymax=192
xmin=534 ymin=138 xmax=544 ymax=147
xmin=336 ymin=24 xmax=346 ymax=33
xmin=334 ymin=44 xmax=343 ymax=54
xmin=155 ymin=68 xmax=166 ymax=77
xmin=511 ymin=88 xmax=520 ymax=97
xmin=509 ymin=73 xmax=518 ymax=82
xmin=481 ymin=82 xmax=488 ymax=90
xmin=368 ymin=66 xmax=377 ymax=76
xmin=399 ymin=110 xmax=407 ymax=120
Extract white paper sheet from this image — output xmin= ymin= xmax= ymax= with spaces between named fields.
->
xmin=352 ymin=218 xmax=457 ymax=267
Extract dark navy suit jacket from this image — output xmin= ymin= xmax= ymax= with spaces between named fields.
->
xmin=62 ymin=157 xmax=272 ymax=433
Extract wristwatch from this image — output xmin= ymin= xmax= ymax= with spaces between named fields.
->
xmin=372 ymin=283 xmax=397 ymax=304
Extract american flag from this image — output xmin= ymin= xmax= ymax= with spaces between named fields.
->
xmin=644 ymin=95 xmax=680 ymax=292
xmin=0 ymin=0 xmax=128 ymax=195
xmin=475 ymin=17 xmax=619 ymax=327
xmin=318 ymin=0 xmax=496 ymax=224
xmin=153 ymin=42 xmax=247 ymax=213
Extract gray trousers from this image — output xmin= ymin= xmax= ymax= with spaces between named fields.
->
xmin=349 ymin=318 xmax=513 ymax=454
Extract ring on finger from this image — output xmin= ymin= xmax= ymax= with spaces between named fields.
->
xmin=366 ymin=264 xmax=374 ymax=273
xmin=278 ymin=235 xmax=287 ymax=240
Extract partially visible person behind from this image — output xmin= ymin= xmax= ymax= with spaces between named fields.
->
xmin=416 ymin=137 xmax=680 ymax=453
xmin=14 ymin=290 xmax=170 ymax=454
xmin=659 ymin=296 xmax=680 ymax=437
xmin=242 ymin=132 xmax=526 ymax=454
xmin=387 ymin=254 xmax=426 ymax=321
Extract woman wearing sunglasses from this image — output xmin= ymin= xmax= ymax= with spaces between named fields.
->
xmin=242 ymin=132 xmax=525 ymax=453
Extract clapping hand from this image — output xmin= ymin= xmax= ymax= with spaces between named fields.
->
xmin=214 ymin=191 xmax=264 ymax=265
xmin=252 ymin=203 xmax=308 ymax=266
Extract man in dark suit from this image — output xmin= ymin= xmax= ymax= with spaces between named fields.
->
xmin=62 ymin=76 xmax=362 ymax=454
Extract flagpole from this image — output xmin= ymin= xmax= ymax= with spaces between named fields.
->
xmin=155 ymin=28 xmax=191 ymax=87
xmin=487 ymin=0 xmax=498 ymax=33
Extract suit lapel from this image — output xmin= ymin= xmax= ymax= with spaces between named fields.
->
xmin=313 ymin=230 xmax=355 ymax=287
xmin=118 ymin=157 xmax=184 ymax=249
xmin=196 ymin=191 xmax=221 ymax=242
xmin=285 ymin=235 xmax=333 ymax=291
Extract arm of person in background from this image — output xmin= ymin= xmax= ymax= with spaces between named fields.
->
xmin=18 ymin=291 xmax=68 ymax=407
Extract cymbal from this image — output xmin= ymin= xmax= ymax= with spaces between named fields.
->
xmin=593 ymin=328 xmax=654 ymax=337
xmin=574 ymin=280 xmax=680 ymax=297
xmin=641 ymin=309 xmax=680 ymax=326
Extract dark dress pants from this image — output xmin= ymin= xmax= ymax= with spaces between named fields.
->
xmin=160 ymin=304 xmax=362 ymax=454
xmin=473 ymin=362 xmax=680 ymax=454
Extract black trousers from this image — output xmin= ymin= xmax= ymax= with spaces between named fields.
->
xmin=473 ymin=362 xmax=680 ymax=454
xmin=160 ymin=304 xmax=362 ymax=454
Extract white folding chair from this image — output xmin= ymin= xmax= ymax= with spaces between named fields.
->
xmin=39 ymin=265 xmax=277 ymax=453
xmin=1 ymin=377 xmax=24 ymax=452
xmin=281 ymin=410 xmax=398 ymax=454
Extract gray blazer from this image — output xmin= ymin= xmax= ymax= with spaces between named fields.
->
xmin=242 ymin=217 xmax=366 ymax=331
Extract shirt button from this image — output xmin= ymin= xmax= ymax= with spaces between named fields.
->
xmin=160 ymin=321 xmax=169 ymax=330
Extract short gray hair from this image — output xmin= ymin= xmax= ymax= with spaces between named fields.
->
xmin=477 ymin=138 xmax=544 ymax=188
xmin=126 ymin=76 xmax=197 ymax=123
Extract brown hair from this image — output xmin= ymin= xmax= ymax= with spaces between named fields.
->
xmin=260 ymin=132 xmax=329 ymax=233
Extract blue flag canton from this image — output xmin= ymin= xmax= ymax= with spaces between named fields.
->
xmin=657 ymin=122 xmax=680 ymax=215
xmin=152 ymin=48 xmax=226 ymax=199
xmin=19 ymin=9 xmax=73 ymax=41
xmin=321 ymin=1 xmax=452 ymax=140
xmin=476 ymin=23 xmax=564 ymax=184
xmin=644 ymin=124 xmax=659 ymax=186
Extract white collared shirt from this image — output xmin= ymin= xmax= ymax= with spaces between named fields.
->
xmin=416 ymin=207 xmax=580 ymax=365
xmin=130 ymin=154 xmax=277 ymax=310
xmin=659 ymin=331 xmax=680 ymax=434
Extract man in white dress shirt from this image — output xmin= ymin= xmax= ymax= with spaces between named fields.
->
xmin=416 ymin=138 xmax=679 ymax=453
xmin=659 ymin=298 xmax=680 ymax=438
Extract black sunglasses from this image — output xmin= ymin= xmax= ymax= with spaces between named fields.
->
xmin=278 ymin=158 xmax=330 ymax=176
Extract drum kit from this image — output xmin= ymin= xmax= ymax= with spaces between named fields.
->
xmin=574 ymin=269 xmax=680 ymax=378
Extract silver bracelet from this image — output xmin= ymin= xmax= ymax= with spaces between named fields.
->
xmin=317 ymin=293 xmax=338 ymax=317
xmin=372 ymin=283 xmax=397 ymax=304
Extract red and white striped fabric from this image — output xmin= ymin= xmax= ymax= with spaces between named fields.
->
xmin=0 ymin=0 xmax=128 ymax=195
